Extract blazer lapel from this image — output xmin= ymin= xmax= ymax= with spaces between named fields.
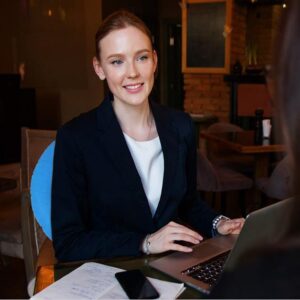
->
xmin=95 ymin=98 xmax=154 ymax=221
xmin=151 ymin=102 xmax=179 ymax=219
xmin=95 ymin=98 xmax=180 ymax=222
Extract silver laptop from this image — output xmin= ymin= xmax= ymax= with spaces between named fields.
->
xmin=149 ymin=198 xmax=292 ymax=294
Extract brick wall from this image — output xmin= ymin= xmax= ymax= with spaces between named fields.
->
xmin=183 ymin=3 xmax=282 ymax=122
xmin=232 ymin=3 xmax=247 ymax=68
xmin=183 ymin=73 xmax=230 ymax=121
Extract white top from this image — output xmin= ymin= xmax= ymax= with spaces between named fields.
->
xmin=123 ymin=133 xmax=164 ymax=216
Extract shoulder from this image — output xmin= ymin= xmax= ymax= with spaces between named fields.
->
xmin=63 ymin=107 xmax=97 ymax=130
xmin=152 ymin=101 xmax=191 ymax=121
xmin=151 ymin=101 xmax=194 ymax=134
xmin=56 ymin=107 xmax=98 ymax=142
xmin=57 ymin=96 xmax=112 ymax=140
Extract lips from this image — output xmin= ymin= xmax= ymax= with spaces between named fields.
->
xmin=123 ymin=83 xmax=144 ymax=92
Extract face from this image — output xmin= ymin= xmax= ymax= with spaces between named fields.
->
xmin=93 ymin=26 xmax=157 ymax=108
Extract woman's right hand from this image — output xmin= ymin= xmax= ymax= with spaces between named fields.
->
xmin=146 ymin=221 xmax=203 ymax=254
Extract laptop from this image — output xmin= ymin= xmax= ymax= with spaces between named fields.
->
xmin=149 ymin=198 xmax=292 ymax=294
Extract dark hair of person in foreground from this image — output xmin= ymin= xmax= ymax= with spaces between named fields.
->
xmin=210 ymin=1 xmax=300 ymax=298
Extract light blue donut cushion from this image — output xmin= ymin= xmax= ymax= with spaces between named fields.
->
xmin=30 ymin=141 xmax=55 ymax=239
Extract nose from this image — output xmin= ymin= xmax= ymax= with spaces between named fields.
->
xmin=126 ymin=61 xmax=139 ymax=78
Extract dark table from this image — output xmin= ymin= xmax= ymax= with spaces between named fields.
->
xmin=200 ymin=130 xmax=285 ymax=178
xmin=200 ymin=130 xmax=285 ymax=207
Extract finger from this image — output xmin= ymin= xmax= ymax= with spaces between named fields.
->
xmin=231 ymin=218 xmax=245 ymax=222
xmin=226 ymin=219 xmax=244 ymax=225
xmin=168 ymin=243 xmax=194 ymax=253
xmin=227 ymin=219 xmax=244 ymax=227
xmin=168 ymin=221 xmax=179 ymax=227
xmin=219 ymin=221 xmax=241 ymax=234
xmin=166 ymin=223 xmax=203 ymax=240
xmin=230 ymin=220 xmax=245 ymax=230
xmin=226 ymin=222 xmax=244 ymax=233
xmin=225 ymin=223 xmax=242 ymax=232
xmin=230 ymin=228 xmax=242 ymax=234
xmin=170 ymin=233 xmax=201 ymax=244
xmin=230 ymin=224 xmax=244 ymax=234
xmin=227 ymin=221 xmax=242 ymax=229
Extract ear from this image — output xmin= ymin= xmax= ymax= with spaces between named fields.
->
xmin=152 ymin=50 xmax=158 ymax=73
xmin=93 ymin=57 xmax=106 ymax=80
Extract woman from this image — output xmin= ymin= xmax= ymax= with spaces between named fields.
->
xmin=210 ymin=1 xmax=300 ymax=297
xmin=51 ymin=10 xmax=244 ymax=262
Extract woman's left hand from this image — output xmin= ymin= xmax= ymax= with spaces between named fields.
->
xmin=217 ymin=218 xmax=245 ymax=235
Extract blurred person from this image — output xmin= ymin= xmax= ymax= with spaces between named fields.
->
xmin=210 ymin=1 xmax=300 ymax=298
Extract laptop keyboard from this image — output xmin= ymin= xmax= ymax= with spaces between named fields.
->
xmin=181 ymin=251 xmax=230 ymax=286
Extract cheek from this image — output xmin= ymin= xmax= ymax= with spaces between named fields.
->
xmin=105 ymin=69 xmax=124 ymax=86
xmin=106 ymin=77 xmax=122 ymax=94
xmin=143 ymin=65 xmax=156 ymax=81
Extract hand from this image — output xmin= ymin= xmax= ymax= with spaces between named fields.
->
xmin=216 ymin=218 xmax=245 ymax=235
xmin=147 ymin=221 xmax=203 ymax=254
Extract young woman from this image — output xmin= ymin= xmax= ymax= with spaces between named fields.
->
xmin=51 ymin=10 xmax=244 ymax=262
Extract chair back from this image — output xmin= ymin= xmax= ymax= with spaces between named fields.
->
xmin=207 ymin=122 xmax=244 ymax=133
xmin=206 ymin=122 xmax=243 ymax=160
xmin=21 ymin=128 xmax=56 ymax=282
xmin=21 ymin=128 xmax=56 ymax=190
xmin=197 ymin=151 xmax=219 ymax=191
xmin=30 ymin=141 xmax=55 ymax=240
xmin=205 ymin=122 xmax=255 ymax=175
xmin=0 ymin=163 xmax=22 ymax=258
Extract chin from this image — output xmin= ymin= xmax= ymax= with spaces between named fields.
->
xmin=122 ymin=94 xmax=149 ymax=106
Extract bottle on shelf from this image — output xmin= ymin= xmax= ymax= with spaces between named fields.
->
xmin=254 ymin=108 xmax=264 ymax=144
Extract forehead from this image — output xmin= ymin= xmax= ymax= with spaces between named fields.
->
xmin=99 ymin=26 xmax=152 ymax=58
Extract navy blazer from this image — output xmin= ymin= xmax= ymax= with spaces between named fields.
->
xmin=51 ymin=97 xmax=218 ymax=262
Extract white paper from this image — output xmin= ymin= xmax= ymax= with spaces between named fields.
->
xmin=32 ymin=262 xmax=185 ymax=300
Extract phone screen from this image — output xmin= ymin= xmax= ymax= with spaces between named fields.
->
xmin=115 ymin=269 xmax=159 ymax=299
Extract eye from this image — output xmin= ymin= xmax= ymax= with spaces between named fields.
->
xmin=111 ymin=59 xmax=123 ymax=65
xmin=137 ymin=55 xmax=149 ymax=62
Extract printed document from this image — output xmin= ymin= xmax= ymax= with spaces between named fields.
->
xmin=31 ymin=262 xmax=185 ymax=299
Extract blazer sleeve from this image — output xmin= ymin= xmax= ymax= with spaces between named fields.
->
xmin=51 ymin=127 xmax=145 ymax=262
xmin=179 ymin=116 xmax=218 ymax=237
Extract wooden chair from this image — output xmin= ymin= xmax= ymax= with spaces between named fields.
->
xmin=21 ymin=128 xmax=57 ymax=285
xmin=0 ymin=163 xmax=22 ymax=261
xmin=206 ymin=122 xmax=255 ymax=176
xmin=197 ymin=150 xmax=253 ymax=217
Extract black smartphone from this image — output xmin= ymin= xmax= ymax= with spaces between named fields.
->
xmin=115 ymin=269 xmax=159 ymax=299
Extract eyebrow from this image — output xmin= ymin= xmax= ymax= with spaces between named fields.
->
xmin=106 ymin=49 xmax=152 ymax=60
